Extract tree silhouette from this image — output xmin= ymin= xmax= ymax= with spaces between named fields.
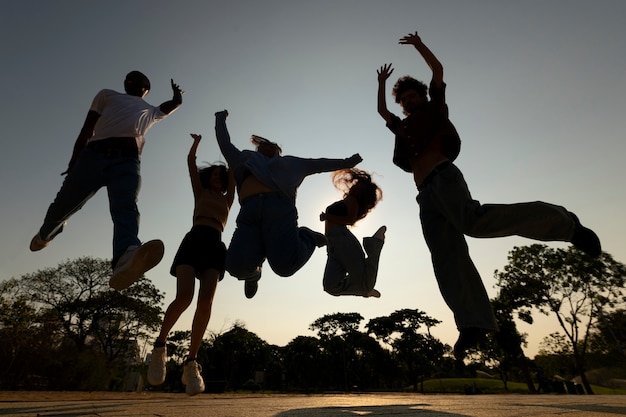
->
xmin=367 ymin=309 xmax=445 ymax=392
xmin=495 ymin=244 xmax=626 ymax=394
xmin=0 ymin=256 xmax=164 ymax=390
xmin=209 ymin=323 xmax=272 ymax=390
xmin=283 ymin=336 xmax=323 ymax=390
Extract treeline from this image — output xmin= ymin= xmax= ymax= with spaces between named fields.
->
xmin=1 ymin=245 xmax=625 ymax=393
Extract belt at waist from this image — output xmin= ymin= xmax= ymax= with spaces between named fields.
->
xmin=240 ymin=191 xmax=284 ymax=205
xmin=87 ymin=137 xmax=138 ymax=157
xmin=417 ymin=160 xmax=452 ymax=191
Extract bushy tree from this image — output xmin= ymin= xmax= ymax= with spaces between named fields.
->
xmin=495 ymin=244 xmax=626 ymax=394
xmin=283 ymin=336 xmax=323 ymax=391
xmin=367 ymin=309 xmax=445 ymax=392
xmin=207 ymin=322 xmax=273 ymax=390
xmin=0 ymin=257 xmax=164 ymax=390
xmin=309 ymin=312 xmax=365 ymax=391
xmin=589 ymin=309 xmax=626 ymax=364
xmin=309 ymin=312 xmax=364 ymax=339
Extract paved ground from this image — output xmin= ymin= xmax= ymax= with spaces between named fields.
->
xmin=0 ymin=392 xmax=624 ymax=417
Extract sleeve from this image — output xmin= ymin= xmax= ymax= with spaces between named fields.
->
xmin=215 ymin=117 xmax=243 ymax=166
xmin=291 ymin=154 xmax=361 ymax=178
xmin=428 ymin=81 xmax=449 ymax=118
xmin=385 ymin=113 xmax=403 ymax=135
xmin=88 ymin=89 xmax=108 ymax=115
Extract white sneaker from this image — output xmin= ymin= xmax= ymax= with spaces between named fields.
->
xmin=182 ymin=360 xmax=205 ymax=396
xmin=147 ymin=346 xmax=167 ymax=386
xmin=109 ymin=239 xmax=164 ymax=290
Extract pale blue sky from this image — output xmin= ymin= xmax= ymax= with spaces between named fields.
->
xmin=2 ymin=0 xmax=625 ymax=357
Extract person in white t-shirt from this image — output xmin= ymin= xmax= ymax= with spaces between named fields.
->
xmin=30 ymin=71 xmax=183 ymax=291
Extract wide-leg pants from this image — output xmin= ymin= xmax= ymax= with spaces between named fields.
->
xmin=417 ymin=162 xmax=575 ymax=331
xmin=226 ymin=192 xmax=318 ymax=281
xmin=323 ymin=225 xmax=384 ymax=297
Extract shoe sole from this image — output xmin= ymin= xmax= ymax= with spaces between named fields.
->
xmin=109 ymin=240 xmax=165 ymax=290
xmin=186 ymin=382 xmax=205 ymax=396
xmin=29 ymin=235 xmax=49 ymax=251
xmin=244 ymin=281 xmax=259 ymax=299
xmin=570 ymin=213 xmax=601 ymax=258
xmin=147 ymin=370 xmax=166 ymax=386
xmin=301 ymin=226 xmax=327 ymax=247
xmin=182 ymin=365 xmax=205 ymax=396
xmin=147 ymin=348 xmax=167 ymax=385
xmin=30 ymin=222 xmax=67 ymax=251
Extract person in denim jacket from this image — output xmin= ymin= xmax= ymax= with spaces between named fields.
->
xmin=214 ymin=110 xmax=362 ymax=299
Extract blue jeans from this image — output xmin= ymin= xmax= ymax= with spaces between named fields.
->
xmin=38 ymin=148 xmax=141 ymax=265
xmin=417 ymin=162 xmax=575 ymax=331
xmin=226 ymin=193 xmax=318 ymax=281
xmin=323 ymin=226 xmax=383 ymax=296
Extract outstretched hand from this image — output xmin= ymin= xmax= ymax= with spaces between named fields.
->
xmin=350 ymin=153 xmax=363 ymax=164
xmin=190 ymin=133 xmax=202 ymax=142
xmin=377 ymin=63 xmax=394 ymax=83
xmin=399 ymin=31 xmax=422 ymax=46
xmin=171 ymin=79 xmax=184 ymax=99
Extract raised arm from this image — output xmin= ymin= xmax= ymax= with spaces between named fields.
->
xmin=399 ymin=32 xmax=443 ymax=88
xmin=159 ymin=79 xmax=184 ymax=115
xmin=377 ymin=63 xmax=395 ymax=124
xmin=298 ymin=153 xmax=363 ymax=177
xmin=62 ymin=109 xmax=101 ymax=175
xmin=214 ymin=110 xmax=242 ymax=165
xmin=187 ymin=133 xmax=203 ymax=198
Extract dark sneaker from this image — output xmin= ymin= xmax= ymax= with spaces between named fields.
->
xmin=147 ymin=346 xmax=167 ymax=386
xmin=30 ymin=233 xmax=51 ymax=251
xmin=365 ymin=289 xmax=381 ymax=298
xmin=182 ymin=360 xmax=205 ymax=396
xmin=29 ymin=221 xmax=67 ymax=251
xmin=109 ymin=240 xmax=164 ymax=290
xmin=453 ymin=327 xmax=489 ymax=360
xmin=244 ymin=280 xmax=259 ymax=299
xmin=570 ymin=213 xmax=601 ymax=258
xmin=301 ymin=226 xmax=327 ymax=247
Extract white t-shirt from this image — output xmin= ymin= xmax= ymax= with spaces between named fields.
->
xmin=88 ymin=89 xmax=168 ymax=153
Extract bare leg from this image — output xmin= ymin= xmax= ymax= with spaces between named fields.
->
xmin=155 ymin=265 xmax=195 ymax=344
xmin=187 ymin=269 xmax=219 ymax=360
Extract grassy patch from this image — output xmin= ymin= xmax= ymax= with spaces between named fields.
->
xmin=412 ymin=378 xmax=626 ymax=395
xmin=417 ymin=378 xmax=529 ymax=394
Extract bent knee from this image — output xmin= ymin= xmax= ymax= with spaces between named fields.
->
xmin=323 ymin=283 xmax=342 ymax=296
xmin=271 ymin=263 xmax=299 ymax=277
xmin=226 ymin=264 xmax=261 ymax=281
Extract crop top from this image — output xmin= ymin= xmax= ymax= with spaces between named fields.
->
xmin=193 ymin=189 xmax=230 ymax=232
xmin=325 ymin=200 xmax=348 ymax=216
